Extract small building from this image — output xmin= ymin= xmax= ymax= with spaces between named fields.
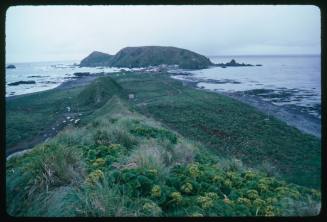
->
xmin=128 ymin=94 xmax=135 ymax=100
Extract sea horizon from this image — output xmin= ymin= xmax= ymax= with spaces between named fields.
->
xmin=6 ymin=53 xmax=321 ymax=65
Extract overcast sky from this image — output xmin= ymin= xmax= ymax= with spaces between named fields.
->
xmin=6 ymin=5 xmax=320 ymax=63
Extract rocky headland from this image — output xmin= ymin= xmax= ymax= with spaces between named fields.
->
xmin=80 ymin=46 xmax=213 ymax=69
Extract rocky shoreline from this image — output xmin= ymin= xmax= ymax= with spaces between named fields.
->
xmin=175 ymin=76 xmax=321 ymax=138
xmin=223 ymin=91 xmax=321 ymax=138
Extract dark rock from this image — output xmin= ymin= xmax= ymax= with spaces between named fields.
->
xmin=73 ymin=72 xmax=91 ymax=77
xmin=215 ymin=59 xmax=254 ymax=67
xmin=203 ymin=79 xmax=241 ymax=84
xmin=7 ymin=64 xmax=16 ymax=69
xmin=172 ymin=72 xmax=190 ymax=76
xmin=256 ymin=64 xmax=262 ymax=66
xmin=229 ymin=59 xmax=237 ymax=65
xmin=27 ymin=75 xmax=50 ymax=78
xmin=40 ymin=81 xmax=58 ymax=84
xmin=8 ymin=80 xmax=36 ymax=86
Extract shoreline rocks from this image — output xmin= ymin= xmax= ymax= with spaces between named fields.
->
xmin=8 ymin=80 xmax=36 ymax=86
xmin=73 ymin=72 xmax=91 ymax=77
xmin=27 ymin=75 xmax=50 ymax=78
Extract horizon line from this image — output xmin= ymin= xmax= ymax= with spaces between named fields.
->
xmin=6 ymin=53 xmax=321 ymax=64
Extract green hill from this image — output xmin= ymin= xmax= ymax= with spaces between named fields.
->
xmin=79 ymin=46 xmax=213 ymax=69
xmin=80 ymin=51 xmax=113 ymax=67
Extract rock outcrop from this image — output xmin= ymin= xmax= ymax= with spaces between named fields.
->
xmin=215 ymin=59 xmax=255 ymax=67
xmin=8 ymin=80 xmax=36 ymax=86
xmin=215 ymin=59 xmax=262 ymax=68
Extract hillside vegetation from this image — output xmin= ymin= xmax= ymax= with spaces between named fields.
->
xmin=80 ymin=51 xmax=113 ymax=67
xmin=79 ymin=46 xmax=213 ymax=69
xmin=112 ymin=72 xmax=321 ymax=189
xmin=6 ymin=74 xmax=321 ymax=216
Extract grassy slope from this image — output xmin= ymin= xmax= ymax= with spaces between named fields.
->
xmin=6 ymin=87 xmax=84 ymax=149
xmin=6 ymin=77 xmax=124 ymax=151
xmin=111 ymin=72 xmax=321 ymax=189
xmin=6 ymin=80 xmax=321 ymax=216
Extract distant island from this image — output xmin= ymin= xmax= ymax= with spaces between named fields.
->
xmin=80 ymin=46 xmax=262 ymax=70
xmin=7 ymin=64 xmax=16 ymax=69
xmin=80 ymin=46 xmax=213 ymax=69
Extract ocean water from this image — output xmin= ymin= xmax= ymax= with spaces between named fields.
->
xmin=172 ymin=55 xmax=321 ymax=118
xmin=5 ymin=60 xmax=122 ymax=97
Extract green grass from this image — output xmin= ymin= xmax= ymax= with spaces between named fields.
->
xmin=6 ymin=87 xmax=84 ymax=149
xmin=111 ymin=72 xmax=321 ymax=188
xmin=6 ymin=73 xmax=321 ymax=216
xmin=6 ymin=76 xmax=124 ymax=151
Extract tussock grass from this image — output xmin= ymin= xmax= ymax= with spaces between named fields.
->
xmin=6 ymin=141 xmax=86 ymax=216
xmin=126 ymin=140 xmax=167 ymax=174
xmin=71 ymin=179 xmax=143 ymax=217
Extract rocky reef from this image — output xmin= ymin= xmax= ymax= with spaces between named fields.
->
xmin=8 ymin=80 xmax=36 ymax=86
xmin=215 ymin=59 xmax=259 ymax=68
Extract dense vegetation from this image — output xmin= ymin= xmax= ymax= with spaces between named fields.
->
xmin=6 ymin=74 xmax=321 ymax=216
xmin=80 ymin=51 xmax=113 ymax=67
xmin=6 ymin=86 xmax=85 ymax=150
xmin=80 ymin=46 xmax=213 ymax=69
xmin=112 ymin=72 xmax=321 ymax=189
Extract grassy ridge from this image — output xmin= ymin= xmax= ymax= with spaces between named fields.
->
xmin=111 ymin=72 xmax=321 ymax=188
xmin=6 ymin=88 xmax=321 ymax=216
xmin=6 ymin=77 xmax=124 ymax=152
